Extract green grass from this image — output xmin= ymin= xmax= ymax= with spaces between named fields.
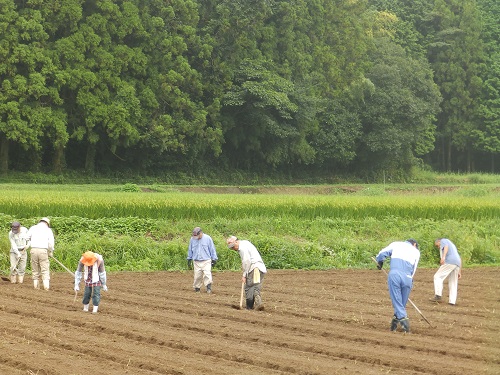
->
xmin=0 ymin=183 xmax=498 ymax=273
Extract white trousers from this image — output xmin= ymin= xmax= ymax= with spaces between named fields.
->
xmin=433 ymin=264 xmax=460 ymax=304
xmin=193 ymin=259 xmax=213 ymax=289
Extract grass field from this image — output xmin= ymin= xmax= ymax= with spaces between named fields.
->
xmin=0 ymin=183 xmax=498 ymax=273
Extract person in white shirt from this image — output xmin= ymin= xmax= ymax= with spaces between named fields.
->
xmin=226 ymin=236 xmax=267 ymax=310
xmin=27 ymin=217 xmax=55 ymax=290
xmin=8 ymin=221 xmax=30 ymax=284
xmin=430 ymin=238 xmax=462 ymax=305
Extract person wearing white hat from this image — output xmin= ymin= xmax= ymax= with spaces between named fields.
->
xmin=74 ymin=251 xmax=108 ymax=313
xmin=8 ymin=221 xmax=30 ymax=283
xmin=27 ymin=217 xmax=55 ymax=290
xmin=226 ymin=236 xmax=267 ymax=310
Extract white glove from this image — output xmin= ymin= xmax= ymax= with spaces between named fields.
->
xmin=74 ymin=285 xmax=80 ymax=292
xmin=102 ymin=285 xmax=108 ymax=292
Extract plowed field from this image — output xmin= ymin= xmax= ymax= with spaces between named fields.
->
xmin=1 ymin=267 xmax=498 ymax=375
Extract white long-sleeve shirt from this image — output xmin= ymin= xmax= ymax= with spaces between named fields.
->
xmin=27 ymin=222 xmax=55 ymax=251
xmin=237 ymin=240 xmax=267 ymax=278
xmin=9 ymin=227 xmax=29 ymax=256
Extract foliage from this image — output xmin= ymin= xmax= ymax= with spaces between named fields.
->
xmin=0 ymin=184 xmax=498 ymax=274
xmin=0 ymin=0 xmax=499 ymax=177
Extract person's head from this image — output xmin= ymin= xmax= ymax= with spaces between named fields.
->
xmin=81 ymin=251 xmax=98 ymax=266
xmin=40 ymin=217 xmax=51 ymax=227
xmin=192 ymin=227 xmax=202 ymax=239
xmin=434 ymin=238 xmax=442 ymax=248
xmin=406 ymin=239 xmax=419 ymax=249
xmin=226 ymin=236 xmax=239 ymax=251
xmin=11 ymin=221 xmax=21 ymax=234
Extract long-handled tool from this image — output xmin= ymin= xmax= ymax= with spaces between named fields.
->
xmin=50 ymin=255 xmax=75 ymax=277
xmin=239 ymin=281 xmax=245 ymax=309
xmin=1 ymin=270 xmax=11 ymax=282
xmin=371 ymin=257 xmax=434 ymax=327
xmin=50 ymin=255 xmax=78 ymax=302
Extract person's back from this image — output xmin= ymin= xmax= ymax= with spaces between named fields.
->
xmin=27 ymin=218 xmax=54 ymax=290
xmin=388 ymin=241 xmax=420 ymax=277
xmin=440 ymin=238 xmax=461 ymax=266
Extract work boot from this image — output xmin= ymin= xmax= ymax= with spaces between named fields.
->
xmin=390 ymin=315 xmax=399 ymax=331
xmin=42 ymin=280 xmax=50 ymax=290
xmin=83 ymin=304 xmax=89 ymax=312
xmin=17 ymin=275 xmax=24 ymax=284
xmin=429 ymin=295 xmax=441 ymax=302
xmin=206 ymin=284 xmax=212 ymax=294
xmin=92 ymin=306 xmax=99 ymax=314
xmin=246 ymin=298 xmax=255 ymax=310
xmin=399 ymin=317 xmax=410 ymax=333
xmin=10 ymin=275 xmax=17 ymax=283
xmin=33 ymin=280 xmax=40 ymax=289
xmin=254 ymin=293 xmax=263 ymax=310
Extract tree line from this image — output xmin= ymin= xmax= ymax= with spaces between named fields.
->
xmin=0 ymin=0 xmax=498 ymax=179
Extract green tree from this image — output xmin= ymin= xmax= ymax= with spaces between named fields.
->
xmin=476 ymin=0 xmax=500 ymax=172
xmin=126 ymin=0 xmax=221 ymax=172
xmin=428 ymin=0 xmax=484 ymax=172
xmin=0 ymin=1 xmax=67 ymax=173
xmin=356 ymin=37 xmax=441 ymax=176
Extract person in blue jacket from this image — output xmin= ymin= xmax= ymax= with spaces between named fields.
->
xmin=187 ymin=227 xmax=218 ymax=294
xmin=376 ymin=239 xmax=420 ymax=333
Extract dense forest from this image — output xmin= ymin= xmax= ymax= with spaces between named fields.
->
xmin=0 ymin=0 xmax=498 ymax=179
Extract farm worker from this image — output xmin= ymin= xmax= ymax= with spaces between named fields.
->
xmin=74 ymin=251 xmax=108 ymax=313
xmin=226 ymin=236 xmax=267 ymax=310
xmin=27 ymin=217 xmax=54 ymax=290
xmin=430 ymin=238 xmax=462 ymax=305
xmin=375 ymin=239 xmax=420 ymax=333
xmin=187 ymin=227 xmax=218 ymax=294
xmin=8 ymin=221 xmax=30 ymax=284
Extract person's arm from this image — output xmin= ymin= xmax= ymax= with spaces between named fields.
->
xmin=23 ymin=228 xmax=31 ymax=250
xmin=209 ymin=239 xmax=218 ymax=261
xmin=9 ymin=232 xmax=21 ymax=256
xmin=375 ymin=246 xmax=393 ymax=269
xmin=240 ymin=247 xmax=251 ymax=278
xmin=98 ymin=258 xmax=108 ymax=291
xmin=48 ymin=230 xmax=55 ymax=253
xmin=412 ymin=253 xmax=420 ymax=278
xmin=440 ymin=244 xmax=449 ymax=265
xmin=74 ymin=262 xmax=83 ymax=291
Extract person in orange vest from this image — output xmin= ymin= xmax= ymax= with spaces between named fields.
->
xmin=74 ymin=251 xmax=108 ymax=313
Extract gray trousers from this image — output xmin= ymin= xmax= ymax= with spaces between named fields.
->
xmin=10 ymin=250 xmax=28 ymax=276
xmin=245 ymin=269 xmax=265 ymax=300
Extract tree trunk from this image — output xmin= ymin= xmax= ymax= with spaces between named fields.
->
xmin=52 ymin=144 xmax=66 ymax=174
xmin=466 ymin=146 xmax=472 ymax=173
xmin=0 ymin=135 xmax=9 ymax=174
xmin=446 ymin=138 xmax=452 ymax=171
xmin=85 ymin=143 xmax=96 ymax=173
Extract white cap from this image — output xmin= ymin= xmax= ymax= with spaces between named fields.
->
xmin=40 ymin=217 xmax=51 ymax=227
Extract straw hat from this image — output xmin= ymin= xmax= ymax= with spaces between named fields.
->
xmin=81 ymin=251 xmax=98 ymax=266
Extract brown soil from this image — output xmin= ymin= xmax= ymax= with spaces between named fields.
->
xmin=1 ymin=267 xmax=498 ymax=375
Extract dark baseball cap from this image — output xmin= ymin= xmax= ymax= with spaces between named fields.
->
xmin=406 ymin=239 xmax=419 ymax=249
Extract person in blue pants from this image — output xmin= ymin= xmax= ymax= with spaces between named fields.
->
xmin=375 ymin=239 xmax=420 ymax=333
